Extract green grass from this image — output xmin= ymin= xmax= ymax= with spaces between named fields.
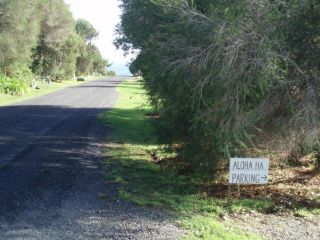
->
xmin=102 ymin=79 xmax=267 ymax=239
xmin=0 ymin=75 xmax=105 ymax=106
xmin=294 ymin=207 xmax=320 ymax=218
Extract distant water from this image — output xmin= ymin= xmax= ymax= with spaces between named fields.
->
xmin=109 ymin=63 xmax=131 ymax=76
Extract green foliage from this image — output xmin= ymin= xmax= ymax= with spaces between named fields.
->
xmin=88 ymin=44 xmax=110 ymax=75
xmin=116 ymin=0 xmax=320 ymax=172
xmin=0 ymin=0 xmax=111 ymax=93
xmin=76 ymin=52 xmax=92 ymax=76
xmin=0 ymin=75 xmax=26 ymax=96
xmin=75 ymin=20 xmax=110 ymax=76
xmin=75 ymin=19 xmax=99 ymax=43
xmin=103 ymin=80 xmax=266 ymax=239
xmin=58 ymin=33 xmax=83 ymax=78
xmin=129 ymin=60 xmax=140 ymax=76
xmin=31 ymin=0 xmax=75 ymax=79
xmin=0 ymin=64 xmax=33 ymax=95
xmin=75 ymin=44 xmax=110 ymax=76
xmin=0 ymin=0 xmax=40 ymax=71
xmin=108 ymin=70 xmax=116 ymax=76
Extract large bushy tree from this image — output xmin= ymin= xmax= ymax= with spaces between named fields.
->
xmin=0 ymin=0 xmax=111 ymax=95
xmin=0 ymin=0 xmax=40 ymax=74
xmin=31 ymin=0 xmax=76 ymax=79
xmin=116 ymin=0 xmax=320 ymax=172
xmin=75 ymin=19 xmax=99 ymax=44
xmin=75 ymin=19 xmax=110 ymax=76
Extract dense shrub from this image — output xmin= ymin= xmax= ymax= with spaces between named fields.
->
xmin=0 ymin=64 xmax=34 ymax=95
xmin=108 ymin=71 xmax=116 ymax=76
xmin=116 ymin=0 xmax=320 ymax=172
xmin=0 ymin=76 xmax=27 ymax=96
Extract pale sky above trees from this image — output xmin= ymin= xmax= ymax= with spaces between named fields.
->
xmin=65 ymin=0 xmax=131 ymax=75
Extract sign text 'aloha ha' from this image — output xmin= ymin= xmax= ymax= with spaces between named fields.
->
xmin=229 ymin=158 xmax=269 ymax=185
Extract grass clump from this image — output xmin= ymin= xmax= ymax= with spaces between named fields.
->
xmin=102 ymin=79 xmax=269 ymax=239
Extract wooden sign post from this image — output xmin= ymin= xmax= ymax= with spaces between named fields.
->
xmin=228 ymin=158 xmax=269 ymax=201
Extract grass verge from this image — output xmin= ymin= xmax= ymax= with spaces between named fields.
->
xmin=102 ymin=79 xmax=269 ymax=239
xmin=0 ymin=75 xmax=105 ymax=106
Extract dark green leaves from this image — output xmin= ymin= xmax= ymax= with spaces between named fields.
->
xmin=116 ymin=0 xmax=320 ymax=173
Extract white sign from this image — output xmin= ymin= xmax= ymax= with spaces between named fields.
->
xmin=229 ymin=158 xmax=269 ymax=185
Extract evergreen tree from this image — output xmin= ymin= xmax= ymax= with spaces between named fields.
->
xmin=0 ymin=0 xmax=40 ymax=74
xmin=116 ymin=0 xmax=320 ymax=172
xmin=32 ymin=0 xmax=75 ymax=79
xmin=75 ymin=19 xmax=110 ymax=76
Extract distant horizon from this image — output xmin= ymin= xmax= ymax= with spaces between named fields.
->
xmin=109 ymin=62 xmax=131 ymax=76
xmin=65 ymin=0 xmax=133 ymax=76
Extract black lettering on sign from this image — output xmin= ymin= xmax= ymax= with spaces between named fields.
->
xmin=232 ymin=161 xmax=238 ymax=170
xmin=233 ymin=173 xmax=261 ymax=184
xmin=232 ymin=174 xmax=237 ymax=182
xmin=233 ymin=161 xmax=253 ymax=170
xmin=256 ymin=174 xmax=260 ymax=184
xmin=255 ymin=161 xmax=264 ymax=170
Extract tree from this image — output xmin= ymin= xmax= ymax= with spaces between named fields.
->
xmin=108 ymin=70 xmax=116 ymax=76
xmin=32 ymin=0 xmax=75 ymax=78
xmin=57 ymin=33 xmax=83 ymax=78
xmin=89 ymin=44 xmax=110 ymax=75
xmin=75 ymin=19 xmax=99 ymax=44
xmin=75 ymin=20 xmax=110 ymax=76
xmin=0 ymin=0 xmax=112 ymax=95
xmin=129 ymin=59 xmax=140 ymax=76
xmin=116 ymin=0 xmax=320 ymax=172
xmin=0 ymin=0 xmax=40 ymax=74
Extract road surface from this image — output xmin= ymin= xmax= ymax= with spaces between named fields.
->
xmin=0 ymin=77 xmax=183 ymax=239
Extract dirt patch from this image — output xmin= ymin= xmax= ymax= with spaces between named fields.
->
xmin=206 ymin=163 xmax=320 ymax=211
xmin=208 ymin=157 xmax=320 ymax=239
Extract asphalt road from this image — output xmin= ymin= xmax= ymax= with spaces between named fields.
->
xmin=0 ymin=77 xmax=183 ymax=239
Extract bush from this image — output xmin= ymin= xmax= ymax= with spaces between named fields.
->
xmin=116 ymin=0 xmax=320 ymax=173
xmin=0 ymin=75 xmax=26 ymax=95
xmin=0 ymin=64 xmax=34 ymax=95
xmin=108 ymin=71 xmax=116 ymax=76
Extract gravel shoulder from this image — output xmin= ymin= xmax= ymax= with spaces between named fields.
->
xmin=227 ymin=211 xmax=320 ymax=240
xmin=0 ymin=77 xmax=184 ymax=240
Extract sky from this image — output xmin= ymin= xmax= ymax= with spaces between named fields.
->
xmin=64 ymin=0 xmax=132 ymax=75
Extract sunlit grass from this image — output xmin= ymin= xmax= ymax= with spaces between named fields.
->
xmin=102 ymin=79 xmax=266 ymax=239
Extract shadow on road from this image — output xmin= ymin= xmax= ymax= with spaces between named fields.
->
xmin=0 ymin=104 xmax=181 ymax=239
